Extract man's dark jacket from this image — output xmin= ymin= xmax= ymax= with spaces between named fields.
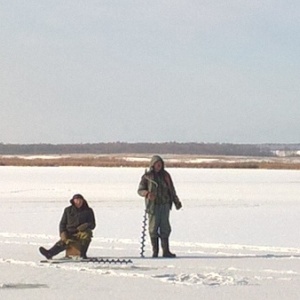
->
xmin=59 ymin=198 xmax=96 ymax=234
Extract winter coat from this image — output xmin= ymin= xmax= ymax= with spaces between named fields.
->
xmin=137 ymin=155 xmax=182 ymax=214
xmin=59 ymin=199 xmax=96 ymax=235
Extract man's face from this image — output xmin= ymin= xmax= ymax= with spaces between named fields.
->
xmin=153 ymin=160 xmax=163 ymax=173
xmin=73 ymin=197 xmax=84 ymax=208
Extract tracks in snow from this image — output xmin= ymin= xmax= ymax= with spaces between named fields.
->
xmin=1 ymin=231 xmax=300 ymax=258
xmin=2 ymin=231 xmax=300 ymax=287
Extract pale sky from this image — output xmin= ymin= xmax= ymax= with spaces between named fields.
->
xmin=1 ymin=1 xmax=299 ymax=144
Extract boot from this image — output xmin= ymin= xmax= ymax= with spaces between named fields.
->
xmin=39 ymin=247 xmax=52 ymax=259
xmin=161 ymin=238 xmax=176 ymax=258
xmin=39 ymin=242 xmax=66 ymax=259
xmin=80 ymin=241 xmax=91 ymax=259
xmin=150 ymin=237 xmax=159 ymax=258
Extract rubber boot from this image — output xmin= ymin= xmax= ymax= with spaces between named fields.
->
xmin=161 ymin=238 xmax=176 ymax=258
xmin=150 ymin=237 xmax=159 ymax=258
xmin=39 ymin=242 xmax=66 ymax=259
xmin=80 ymin=241 xmax=91 ymax=259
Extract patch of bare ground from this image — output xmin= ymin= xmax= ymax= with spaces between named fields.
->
xmin=1 ymin=154 xmax=300 ymax=169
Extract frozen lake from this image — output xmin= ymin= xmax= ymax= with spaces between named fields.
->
xmin=1 ymin=167 xmax=300 ymax=299
xmin=1 ymin=167 xmax=300 ymax=247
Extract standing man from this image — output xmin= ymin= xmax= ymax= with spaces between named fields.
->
xmin=39 ymin=194 xmax=96 ymax=259
xmin=138 ymin=155 xmax=182 ymax=258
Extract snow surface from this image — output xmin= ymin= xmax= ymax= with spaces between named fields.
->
xmin=1 ymin=167 xmax=300 ymax=299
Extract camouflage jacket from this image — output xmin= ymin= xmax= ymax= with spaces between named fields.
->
xmin=138 ymin=169 xmax=181 ymax=214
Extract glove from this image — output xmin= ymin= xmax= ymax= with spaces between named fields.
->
xmin=76 ymin=231 xmax=91 ymax=240
xmin=174 ymin=200 xmax=182 ymax=210
xmin=77 ymin=223 xmax=89 ymax=232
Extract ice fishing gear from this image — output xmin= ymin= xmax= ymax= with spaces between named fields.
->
xmin=83 ymin=257 xmax=133 ymax=264
xmin=140 ymin=210 xmax=147 ymax=257
xmin=140 ymin=172 xmax=158 ymax=258
xmin=143 ymin=175 xmax=158 ymax=214
xmin=40 ymin=256 xmax=133 ymax=264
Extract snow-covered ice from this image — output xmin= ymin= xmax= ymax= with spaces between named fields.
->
xmin=1 ymin=166 xmax=300 ymax=299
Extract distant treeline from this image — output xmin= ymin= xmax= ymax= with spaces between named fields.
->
xmin=1 ymin=142 xmax=299 ymax=156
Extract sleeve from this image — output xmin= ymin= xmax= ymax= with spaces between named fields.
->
xmin=165 ymin=171 xmax=177 ymax=195
xmin=166 ymin=171 xmax=182 ymax=209
xmin=137 ymin=175 xmax=149 ymax=197
xmin=88 ymin=208 xmax=96 ymax=230
xmin=59 ymin=208 xmax=68 ymax=234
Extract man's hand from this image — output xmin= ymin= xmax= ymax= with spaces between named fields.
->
xmin=175 ymin=201 xmax=182 ymax=210
xmin=174 ymin=196 xmax=182 ymax=210
xmin=147 ymin=192 xmax=156 ymax=201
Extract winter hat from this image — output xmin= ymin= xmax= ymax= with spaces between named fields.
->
xmin=70 ymin=194 xmax=85 ymax=201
